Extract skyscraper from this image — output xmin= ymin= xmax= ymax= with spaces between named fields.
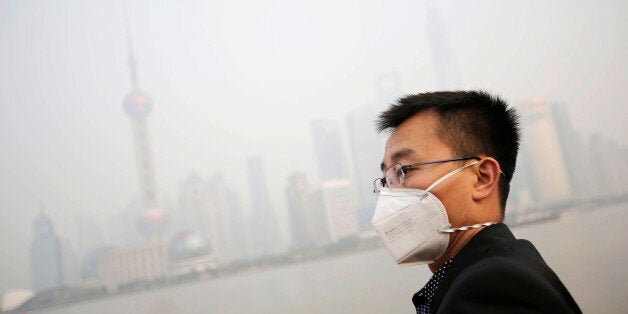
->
xmin=177 ymin=172 xmax=246 ymax=263
xmin=550 ymin=104 xmax=587 ymax=197
xmin=586 ymin=134 xmax=628 ymax=197
xmin=176 ymin=172 xmax=207 ymax=235
xmin=247 ymin=157 xmax=283 ymax=257
xmin=345 ymin=106 xmax=382 ymax=231
xmin=425 ymin=1 xmax=459 ymax=89
xmin=321 ymin=179 xmax=359 ymax=243
xmin=310 ymin=119 xmax=350 ymax=181
xmin=518 ymin=99 xmax=572 ymax=206
xmin=30 ymin=209 xmax=63 ymax=292
xmin=122 ymin=23 xmax=167 ymax=239
xmin=310 ymin=119 xmax=359 ymax=242
xmin=285 ymin=172 xmax=311 ymax=249
xmin=306 ymin=189 xmax=330 ymax=247
xmin=211 ymin=174 xmax=247 ymax=262
xmin=285 ymin=172 xmax=329 ymax=249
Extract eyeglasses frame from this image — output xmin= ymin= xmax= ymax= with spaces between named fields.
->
xmin=373 ymin=156 xmax=481 ymax=193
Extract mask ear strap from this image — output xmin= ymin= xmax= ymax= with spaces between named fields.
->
xmin=425 ymin=160 xmax=479 ymax=193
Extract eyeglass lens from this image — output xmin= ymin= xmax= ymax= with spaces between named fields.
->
xmin=385 ymin=164 xmax=404 ymax=188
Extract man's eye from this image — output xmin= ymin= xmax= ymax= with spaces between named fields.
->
xmin=403 ymin=166 xmax=419 ymax=174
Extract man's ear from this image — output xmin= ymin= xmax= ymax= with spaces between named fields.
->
xmin=472 ymin=157 xmax=501 ymax=202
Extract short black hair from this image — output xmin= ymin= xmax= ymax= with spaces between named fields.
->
xmin=376 ymin=90 xmax=520 ymax=213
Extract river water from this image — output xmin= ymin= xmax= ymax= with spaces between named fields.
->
xmin=38 ymin=204 xmax=627 ymax=313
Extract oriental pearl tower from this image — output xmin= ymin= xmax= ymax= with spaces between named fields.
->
xmin=123 ymin=24 xmax=167 ymax=239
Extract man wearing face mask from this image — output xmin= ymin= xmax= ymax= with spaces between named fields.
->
xmin=371 ymin=91 xmax=581 ymax=313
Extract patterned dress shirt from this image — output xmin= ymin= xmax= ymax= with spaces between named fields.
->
xmin=412 ymin=258 xmax=454 ymax=314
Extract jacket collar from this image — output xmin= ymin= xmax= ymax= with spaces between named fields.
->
xmin=429 ymin=223 xmax=515 ymax=312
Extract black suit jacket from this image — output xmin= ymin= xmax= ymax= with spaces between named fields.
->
xmin=427 ymin=223 xmax=581 ymax=313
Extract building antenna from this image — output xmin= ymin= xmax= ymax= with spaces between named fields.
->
xmin=125 ymin=19 xmax=139 ymax=90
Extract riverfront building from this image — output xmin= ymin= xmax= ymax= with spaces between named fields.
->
xmin=321 ymin=179 xmax=359 ymax=243
xmin=97 ymin=240 xmax=169 ymax=293
xmin=30 ymin=210 xmax=63 ymax=292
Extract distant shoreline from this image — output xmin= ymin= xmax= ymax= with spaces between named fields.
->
xmin=8 ymin=194 xmax=628 ymax=314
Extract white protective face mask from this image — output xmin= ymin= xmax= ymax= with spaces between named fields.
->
xmin=371 ymin=160 xmax=495 ymax=266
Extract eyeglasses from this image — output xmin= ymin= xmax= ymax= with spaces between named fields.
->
xmin=373 ymin=156 xmax=480 ymax=193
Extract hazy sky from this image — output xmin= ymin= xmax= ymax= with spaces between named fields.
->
xmin=0 ymin=0 xmax=626 ymax=292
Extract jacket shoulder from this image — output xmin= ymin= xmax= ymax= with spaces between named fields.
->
xmin=437 ymin=240 xmax=581 ymax=313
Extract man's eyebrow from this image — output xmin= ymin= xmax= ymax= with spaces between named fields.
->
xmin=380 ymin=148 xmax=416 ymax=172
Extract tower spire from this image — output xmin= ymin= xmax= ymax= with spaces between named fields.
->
xmin=121 ymin=20 xmax=167 ymax=239
xmin=125 ymin=19 xmax=139 ymax=90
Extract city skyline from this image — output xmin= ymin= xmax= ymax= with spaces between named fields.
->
xmin=1 ymin=0 xmax=627 ymax=296
xmin=22 ymin=92 xmax=627 ymax=295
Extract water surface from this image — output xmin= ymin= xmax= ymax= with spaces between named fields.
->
xmin=38 ymin=204 xmax=627 ymax=313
